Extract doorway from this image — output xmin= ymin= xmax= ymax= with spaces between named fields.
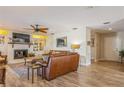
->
xmin=91 ymin=30 xmax=119 ymax=62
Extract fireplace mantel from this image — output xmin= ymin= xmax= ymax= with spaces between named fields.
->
xmin=8 ymin=42 xmax=32 ymax=48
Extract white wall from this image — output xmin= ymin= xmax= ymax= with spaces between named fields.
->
xmin=85 ymin=28 xmax=92 ymax=65
xmin=52 ymin=27 xmax=89 ymax=65
xmin=45 ymin=35 xmax=54 ymax=51
xmin=52 ymin=27 xmax=86 ymax=55
xmin=0 ymin=36 xmax=8 ymax=55
xmin=117 ymin=31 xmax=124 ymax=51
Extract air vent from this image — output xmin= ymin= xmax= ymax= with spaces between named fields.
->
xmin=72 ymin=28 xmax=78 ymax=30
xmin=103 ymin=22 xmax=110 ymax=24
xmin=51 ymin=33 xmax=54 ymax=35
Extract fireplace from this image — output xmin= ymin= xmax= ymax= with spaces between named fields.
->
xmin=14 ymin=49 xmax=28 ymax=59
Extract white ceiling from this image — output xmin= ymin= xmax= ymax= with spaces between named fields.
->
xmin=91 ymin=19 xmax=124 ymax=32
xmin=0 ymin=6 xmax=124 ymax=33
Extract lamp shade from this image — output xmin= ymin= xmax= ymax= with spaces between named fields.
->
xmin=0 ymin=29 xmax=8 ymax=35
xmin=71 ymin=44 xmax=80 ymax=49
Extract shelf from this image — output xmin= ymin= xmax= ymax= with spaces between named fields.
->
xmin=8 ymin=42 xmax=33 ymax=48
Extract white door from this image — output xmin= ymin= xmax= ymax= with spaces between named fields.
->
xmin=103 ymin=34 xmax=118 ymax=61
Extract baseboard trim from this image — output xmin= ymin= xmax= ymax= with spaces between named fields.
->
xmin=97 ymin=59 xmax=120 ymax=63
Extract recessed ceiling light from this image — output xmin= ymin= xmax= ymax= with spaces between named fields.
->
xmin=72 ymin=28 xmax=78 ymax=30
xmin=87 ymin=6 xmax=94 ymax=9
xmin=51 ymin=33 xmax=54 ymax=35
xmin=103 ymin=22 xmax=111 ymax=24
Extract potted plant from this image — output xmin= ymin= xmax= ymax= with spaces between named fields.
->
xmin=119 ymin=50 xmax=124 ymax=63
xmin=28 ymin=52 xmax=35 ymax=57
xmin=119 ymin=50 xmax=124 ymax=57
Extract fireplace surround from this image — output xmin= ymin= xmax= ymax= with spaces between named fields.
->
xmin=14 ymin=49 xmax=28 ymax=59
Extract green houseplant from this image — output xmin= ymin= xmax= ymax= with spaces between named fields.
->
xmin=28 ymin=52 xmax=35 ymax=57
xmin=119 ymin=50 xmax=124 ymax=63
xmin=119 ymin=50 xmax=124 ymax=57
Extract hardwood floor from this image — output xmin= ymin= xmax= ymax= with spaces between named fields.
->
xmin=1 ymin=61 xmax=124 ymax=87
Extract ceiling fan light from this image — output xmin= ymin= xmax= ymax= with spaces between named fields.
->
xmin=32 ymin=34 xmax=48 ymax=39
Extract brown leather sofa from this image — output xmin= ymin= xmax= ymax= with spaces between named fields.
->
xmin=43 ymin=52 xmax=79 ymax=80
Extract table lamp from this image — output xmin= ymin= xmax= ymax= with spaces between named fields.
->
xmin=71 ymin=44 xmax=80 ymax=52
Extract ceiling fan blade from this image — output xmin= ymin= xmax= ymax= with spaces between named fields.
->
xmin=40 ymin=29 xmax=47 ymax=33
xmin=40 ymin=28 xmax=48 ymax=30
xmin=30 ymin=25 xmax=35 ymax=30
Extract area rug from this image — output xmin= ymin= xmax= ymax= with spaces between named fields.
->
xmin=9 ymin=63 xmax=43 ymax=80
xmin=9 ymin=63 xmax=29 ymax=79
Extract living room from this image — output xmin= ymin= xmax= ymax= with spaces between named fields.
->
xmin=1 ymin=6 xmax=124 ymax=87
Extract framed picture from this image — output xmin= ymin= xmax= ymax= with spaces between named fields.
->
xmin=56 ymin=36 xmax=67 ymax=47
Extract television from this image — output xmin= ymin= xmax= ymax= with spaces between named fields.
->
xmin=13 ymin=33 xmax=30 ymax=43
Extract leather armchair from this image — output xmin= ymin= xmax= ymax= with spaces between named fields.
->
xmin=0 ymin=55 xmax=7 ymax=65
xmin=0 ymin=67 xmax=6 ymax=86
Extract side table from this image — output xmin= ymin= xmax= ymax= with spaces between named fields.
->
xmin=27 ymin=64 xmax=42 ymax=83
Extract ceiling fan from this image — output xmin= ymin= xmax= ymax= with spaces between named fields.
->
xmin=24 ymin=24 xmax=48 ymax=33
